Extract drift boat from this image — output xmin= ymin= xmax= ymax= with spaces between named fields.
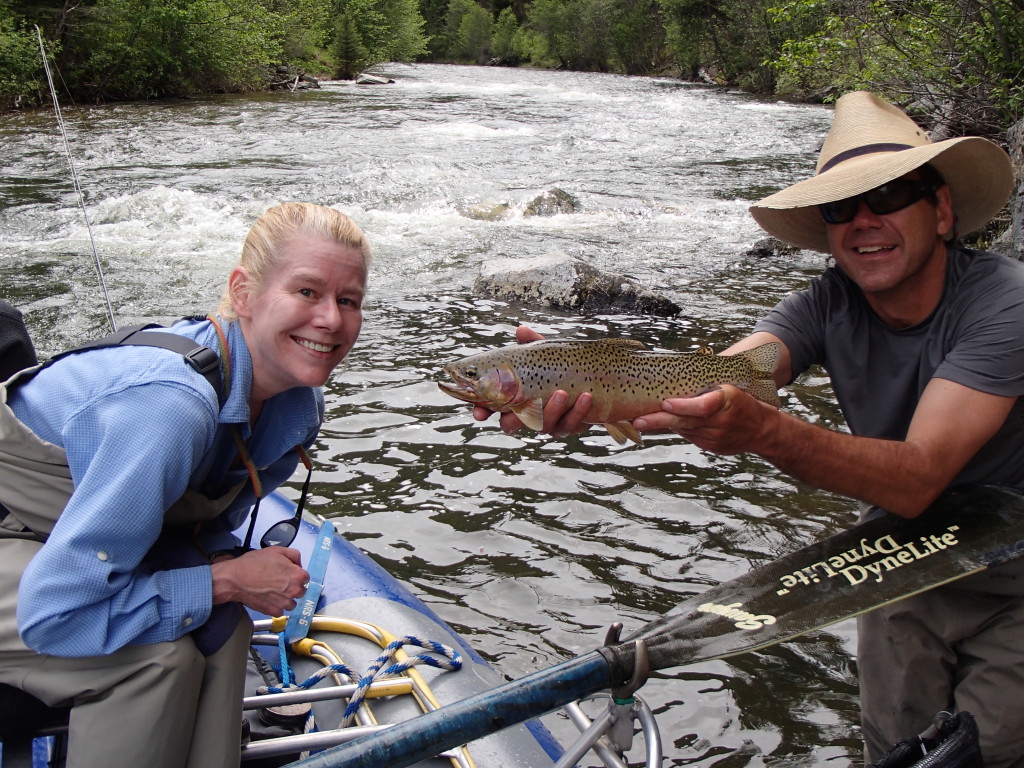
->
xmin=14 ymin=478 xmax=1020 ymax=768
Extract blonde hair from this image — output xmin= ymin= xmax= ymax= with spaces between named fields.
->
xmin=217 ymin=203 xmax=372 ymax=320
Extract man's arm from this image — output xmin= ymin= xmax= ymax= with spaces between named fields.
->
xmin=634 ymin=374 xmax=1016 ymax=518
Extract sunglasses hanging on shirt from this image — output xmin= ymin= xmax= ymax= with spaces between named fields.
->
xmin=233 ymin=424 xmax=313 ymax=551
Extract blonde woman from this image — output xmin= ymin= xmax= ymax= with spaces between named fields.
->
xmin=0 ymin=202 xmax=370 ymax=768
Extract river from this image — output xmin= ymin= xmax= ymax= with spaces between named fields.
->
xmin=0 ymin=63 xmax=862 ymax=766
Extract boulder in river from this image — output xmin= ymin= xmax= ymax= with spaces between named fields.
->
xmin=523 ymin=188 xmax=580 ymax=217
xmin=458 ymin=201 xmax=512 ymax=221
xmin=746 ymin=237 xmax=802 ymax=258
xmin=474 ymin=253 xmax=681 ymax=316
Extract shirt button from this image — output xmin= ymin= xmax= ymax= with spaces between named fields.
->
xmin=97 ymin=551 xmax=108 ymax=561
xmin=183 ymin=617 xmax=193 ymax=627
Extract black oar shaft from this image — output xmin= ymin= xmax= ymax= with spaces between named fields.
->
xmin=286 ymin=651 xmax=617 ymax=768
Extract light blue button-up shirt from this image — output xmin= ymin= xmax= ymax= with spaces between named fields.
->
xmin=8 ymin=318 xmax=324 ymax=657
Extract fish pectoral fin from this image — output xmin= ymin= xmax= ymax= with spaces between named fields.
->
xmin=512 ymin=398 xmax=545 ymax=432
xmin=604 ymin=421 xmax=643 ymax=446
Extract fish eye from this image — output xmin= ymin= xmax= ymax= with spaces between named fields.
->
xmin=464 ymin=368 xmax=477 ymax=379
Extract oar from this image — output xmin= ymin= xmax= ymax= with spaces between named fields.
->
xmin=286 ymin=483 xmax=1024 ymax=768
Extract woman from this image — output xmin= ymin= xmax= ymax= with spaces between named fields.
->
xmin=0 ymin=202 xmax=370 ymax=768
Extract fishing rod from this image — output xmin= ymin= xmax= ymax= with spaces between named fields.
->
xmin=35 ymin=26 xmax=117 ymax=333
xmin=286 ymin=482 xmax=1024 ymax=768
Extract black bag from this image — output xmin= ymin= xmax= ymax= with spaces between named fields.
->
xmin=869 ymin=711 xmax=984 ymax=768
xmin=0 ymin=300 xmax=38 ymax=381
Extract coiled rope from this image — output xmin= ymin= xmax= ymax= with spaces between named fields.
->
xmin=259 ymin=634 xmax=463 ymax=727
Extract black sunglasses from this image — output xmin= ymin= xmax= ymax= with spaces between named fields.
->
xmin=819 ymin=179 xmax=939 ymax=224
xmin=235 ymin=430 xmax=314 ymax=551
xmin=243 ymin=461 xmax=313 ymax=549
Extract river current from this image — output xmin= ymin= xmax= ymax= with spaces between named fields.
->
xmin=1 ymin=63 xmax=862 ymax=765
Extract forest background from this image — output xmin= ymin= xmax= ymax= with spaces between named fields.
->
xmin=0 ymin=0 xmax=1021 ymax=139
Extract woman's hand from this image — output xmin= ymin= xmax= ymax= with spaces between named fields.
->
xmin=211 ymin=546 xmax=309 ymax=616
xmin=472 ymin=325 xmax=594 ymax=437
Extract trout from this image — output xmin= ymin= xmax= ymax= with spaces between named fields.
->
xmin=438 ymin=338 xmax=781 ymax=445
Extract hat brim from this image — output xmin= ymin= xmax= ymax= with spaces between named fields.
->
xmin=749 ymin=137 xmax=1014 ymax=252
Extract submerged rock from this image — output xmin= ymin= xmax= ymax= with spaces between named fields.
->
xmin=459 ymin=201 xmax=512 ymax=221
xmin=474 ymin=253 xmax=681 ymax=316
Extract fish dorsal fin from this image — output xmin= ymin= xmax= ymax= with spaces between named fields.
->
xmin=604 ymin=421 xmax=643 ymax=446
xmin=512 ymin=397 xmax=545 ymax=432
xmin=695 ymin=346 xmax=715 ymax=356
xmin=602 ymin=338 xmax=646 ymax=350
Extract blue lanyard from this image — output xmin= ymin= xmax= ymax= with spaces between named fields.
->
xmin=284 ymin=519 xmax=335 ymax=644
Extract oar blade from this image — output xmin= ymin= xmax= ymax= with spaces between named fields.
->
xmin=623 ymin=484 xmax=1024 ymax=671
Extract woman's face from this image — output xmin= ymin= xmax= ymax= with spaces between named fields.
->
xmin=232 ymin=235 xmax=367 ymax=403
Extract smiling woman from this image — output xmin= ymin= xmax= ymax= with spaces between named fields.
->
xmin=0 ymin=202 xmax=372 ymax=768
xmin=220 ymin=204 xmax=372 ymax=410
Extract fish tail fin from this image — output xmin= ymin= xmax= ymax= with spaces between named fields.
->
xmin=512 ymin=397 xmax=545 ymax=432
xmin=738 ymin=342 xmax=782 ymax=408
xmin=746 ymin=379 xmax=781 ymax=408
xmin=604 ymin=421 xmax=643 ymax=446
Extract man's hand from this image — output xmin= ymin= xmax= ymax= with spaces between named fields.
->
xmin=211 ymin=547 xmax=309 ymax=617
xmin=472 ymin=325 xmax=594 ymax=437
xmin=633 ymin=385 xmax=778 ymax=454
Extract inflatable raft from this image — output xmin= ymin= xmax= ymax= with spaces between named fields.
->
xmin=237 ymin=491 xmax=564 ymax=767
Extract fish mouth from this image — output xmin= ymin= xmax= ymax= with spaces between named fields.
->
xmin=437 ymin=379 xmax=481 ymax=404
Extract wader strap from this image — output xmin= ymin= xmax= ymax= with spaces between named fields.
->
xmin=10 ymin=322 xmax=223 ymax=405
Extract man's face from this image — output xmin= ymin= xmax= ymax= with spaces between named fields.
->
xmin=825 ymin=173 xmax=955 ymax=306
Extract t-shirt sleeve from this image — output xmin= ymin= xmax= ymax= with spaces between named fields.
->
xmin=933 ymin=264 xmax=1024 ymax=397
xmin=754 ymin=279 xmax=830 ymax=384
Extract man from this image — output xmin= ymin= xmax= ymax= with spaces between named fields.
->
xmin=480 ymin=92 xmax=1024 ymax=765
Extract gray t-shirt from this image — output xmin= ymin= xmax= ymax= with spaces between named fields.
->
xmin=755 ymin=246 xmax=1024 ymax=491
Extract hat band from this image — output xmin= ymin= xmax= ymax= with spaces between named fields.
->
xmin=818 ymin=143 xmax=915 ymax=174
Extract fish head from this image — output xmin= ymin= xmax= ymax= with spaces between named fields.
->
xmin=438 ymin=353 xmax=522 ymax=411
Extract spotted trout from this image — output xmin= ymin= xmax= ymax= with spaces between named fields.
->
xmin=438 ymin=338 xmax=781 ymax=445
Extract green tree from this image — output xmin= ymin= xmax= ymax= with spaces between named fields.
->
xmin=770 ymin=0 xmax=1024 ymax=135
xmin=332 ymin=12 xmax=368 ymax=78
xmin=611 ymin=0 xmax=663 ymax=74
xmin=63 ymin=0 xmax=282 ymax=101
xmin=490 ymin=6 xmax=520 ymax=62
xmin=0 ymin=7 xmax=45 ymax=109
xmin=524 ymin=0 xmax=616 ymax=70
xmin=338 ymin=0 xmax=429 ymax=65
xmin=445 ymin=0 xmax=491 ymax=61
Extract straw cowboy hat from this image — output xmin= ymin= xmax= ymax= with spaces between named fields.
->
xmin=749 ymin=91 xmax=1015 ymax=252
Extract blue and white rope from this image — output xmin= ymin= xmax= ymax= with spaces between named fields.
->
xmin=257 ymin=634 xmax=463 ymax=728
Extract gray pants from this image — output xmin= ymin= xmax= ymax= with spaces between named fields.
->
xmin=858 ymin=587 xmax=1024 ymax=768
xmin=0 ymin=613 xmax=251 ymax=768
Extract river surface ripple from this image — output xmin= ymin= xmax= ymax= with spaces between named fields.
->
xmin=1 ymin=63 xmax=862 ymax=765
